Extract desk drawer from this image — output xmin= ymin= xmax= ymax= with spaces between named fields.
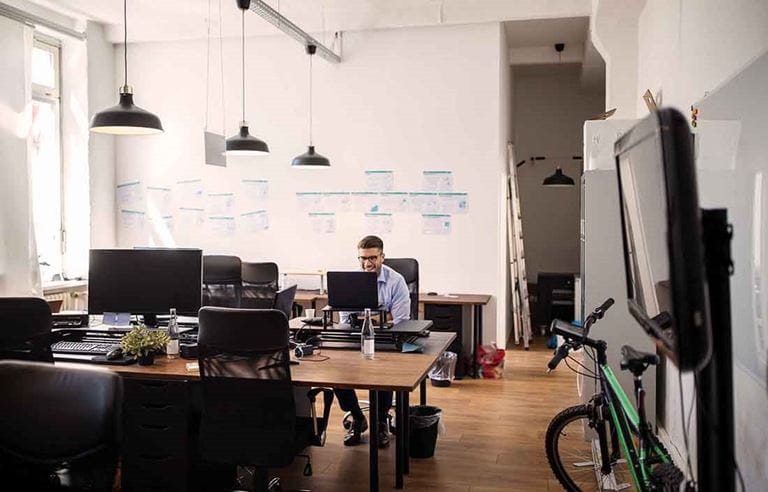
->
xmin=125 ymin=378 xmax=188 ymax=405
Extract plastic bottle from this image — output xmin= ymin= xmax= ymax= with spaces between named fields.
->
xmin=361 ymin=308 xmax=375 ymax=360
xmin=166 ymin=308 xmax=179 ymax=359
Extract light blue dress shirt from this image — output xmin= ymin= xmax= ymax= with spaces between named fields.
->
xmin=341 ymin=265 xmax=411 ymax=324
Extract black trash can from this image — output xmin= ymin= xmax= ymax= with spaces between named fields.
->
xmin=409 ymin=405 xmax=442 ymax=459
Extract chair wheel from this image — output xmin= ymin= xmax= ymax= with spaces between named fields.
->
xmin=303 ymin=463 xmax=313 ymax=477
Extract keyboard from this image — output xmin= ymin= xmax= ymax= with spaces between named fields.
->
xmin=51 ymin=340 xmax=119 ymax=355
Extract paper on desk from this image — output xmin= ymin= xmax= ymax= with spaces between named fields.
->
xmin=186 ymin=362 xmax=199 ymax=371
xmin=401 ymin=342 xmax=424 ymax=353
xmin=365 ymin=170 xmax=394 ymax=192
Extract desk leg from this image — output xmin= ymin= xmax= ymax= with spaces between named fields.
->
xmin=403 ymin=391 xmax=410 ymax=475
xmin=420 ymin=378 xmax=427 ymax=406
xmin=369 ymin=390 xmax=379 ymax=492
xmin=473 ymin=305 xmax=480 ymax=378
xmin=395 ymin=391 xmax=405 ymax=489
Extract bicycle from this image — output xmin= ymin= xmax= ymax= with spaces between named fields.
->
xmin=545 ymin=299 xmax=686 ymax=492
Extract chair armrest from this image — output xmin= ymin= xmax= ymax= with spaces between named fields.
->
xmin=306 ymin=387 xmax=334 ymax=446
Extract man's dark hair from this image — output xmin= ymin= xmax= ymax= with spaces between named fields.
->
xmin=358 ymin=235 xmax=384 ymax=250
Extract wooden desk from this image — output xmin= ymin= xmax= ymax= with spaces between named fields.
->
xmin=101 ymin=331 xmax=455 ymax=492
xmin=418 ymin=293 xmax=491 ymax=378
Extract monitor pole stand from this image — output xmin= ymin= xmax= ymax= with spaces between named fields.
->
xmin=697 ymin=209 xmax=735 ymax=492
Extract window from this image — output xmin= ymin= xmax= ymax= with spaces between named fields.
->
xmin=30 ymin=37 xmax=64 ymax=283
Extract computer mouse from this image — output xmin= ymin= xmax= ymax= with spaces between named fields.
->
xmin=427 ymin=291 xmax=438 ymax=296
xmin=105 ymin=347 xmax=123 ymax=361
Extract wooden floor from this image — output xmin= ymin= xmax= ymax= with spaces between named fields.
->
xmin=278 ymin=338 xmax=581 ymax=491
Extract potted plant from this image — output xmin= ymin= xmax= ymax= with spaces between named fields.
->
xmin=120 ymin=325 xmax=170 ymax=365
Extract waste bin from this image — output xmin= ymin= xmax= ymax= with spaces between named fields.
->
xmin=409 ymin=405 xmax=442 ymax=458
xmin=428 ymin=351 xmax=457 ymax=387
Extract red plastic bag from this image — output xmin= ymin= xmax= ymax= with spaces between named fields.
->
xmin=477 ymin=343 xmax=506 ymax=378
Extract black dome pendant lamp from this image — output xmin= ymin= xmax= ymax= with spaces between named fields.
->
xmin=543 ymin=167 xmax=575 ymax=187
xmin=292 ymin=44 xmax=330 ymax=167
xmin=90 ymin=0 xmax=163 ymax=135
xmin=225 ymin=0 xmax=269 ymax=156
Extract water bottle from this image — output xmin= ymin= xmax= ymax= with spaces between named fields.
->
xmin=166 ymin=308 xmax=179 ymax=359
xmin=361 ymin=308 xmax=375 ymax=360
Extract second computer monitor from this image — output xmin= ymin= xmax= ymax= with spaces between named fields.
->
xmin=327 ymin=271 xmax=379 ymax=309
xmin=88 ymin=249 xmax=203 ymax=321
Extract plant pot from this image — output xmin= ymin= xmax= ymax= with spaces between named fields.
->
xmin=137 ymin=354 xmax=154 ymax=366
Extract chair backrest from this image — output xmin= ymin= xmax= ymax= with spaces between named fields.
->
xmin=0 ymin=297 xmax=53 ymax=362
xmin=241 ymin=262 xmax=279 ymax=289
xmin=272 ymin=285 xmax=297 ymax=320
xmin=383 ymin=258 xmax=420 ymax=320
xmin=197 ymin=308 xmax=296 ymax=468
xmin=202 ymin=255 xmax=242 ymax=308
xmin=0 ymin=360 xmax=122 ymax=490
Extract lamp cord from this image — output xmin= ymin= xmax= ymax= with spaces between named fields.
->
xmin=242 ymin=8 xmax=245 ymax=123
xmin=309 ymin=51 xmax=313 ymax=146
xmin=204 ymin=0 xmax=211 ymax=129
xmin=123 ymin=0 xmax=127 ymax=87
xmin=219 ymin=0 xmax=225 ymax=134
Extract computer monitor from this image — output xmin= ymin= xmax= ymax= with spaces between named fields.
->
xmin=326 ymin=271 xmax=379 ymax=309
xmin=614 ymin=108 xmax=712 ymax=371
xmin=88 ymin=249 xmax=203 ymax=324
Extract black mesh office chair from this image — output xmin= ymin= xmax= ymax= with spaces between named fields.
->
xmin=0 ymin=360 xmax=123 ymax=491
xmin=272 ymin=285 xmax=297 ymax=320
xmin=0 ymin=297 xmax=54 ymax=362
xmin=197 ymin=307 xmax=333 ymax=492
xmin=202 ymin=255 xmax=243 ymax=308
xmin=241 ymin=262 xmax=280 ymax=309
xmin=384 ymin=258 xmax=419 ymax=320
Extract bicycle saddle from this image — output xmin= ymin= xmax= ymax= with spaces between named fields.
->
xmin=620 ymin=345 xmax=659 ymax=375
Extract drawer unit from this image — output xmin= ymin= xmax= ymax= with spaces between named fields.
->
xmin=122 ymin=378 xmax=190 ymax=492
xmin=423 ymin=303 xmax=465 ymax=378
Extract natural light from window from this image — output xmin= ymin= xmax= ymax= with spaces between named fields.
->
xmin=30 ymin=40 xmax=63 ymax=283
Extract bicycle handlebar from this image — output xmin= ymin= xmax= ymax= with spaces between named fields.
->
xmin=547 ymin=343 xmax=570 ymax=372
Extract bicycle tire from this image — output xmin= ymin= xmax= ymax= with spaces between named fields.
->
xmin=546 ymin=404 xmax=632 ymax=492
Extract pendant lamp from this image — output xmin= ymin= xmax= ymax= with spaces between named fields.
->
xmin=225 ymin=0 xmax=269 ymax=155
xmin=543 ymin=167 xmax=575 ymax=187
xmin=292 ymin=44 xmax=330 ymax=167
xmin=90 ymin=0 xmax=163 ymax=135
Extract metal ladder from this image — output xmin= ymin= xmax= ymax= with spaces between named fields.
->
xmin=506 ymin=143 xmax=532 ymax=349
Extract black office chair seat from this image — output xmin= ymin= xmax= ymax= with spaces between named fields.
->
xmin=0 ymin=360 xmax=122 ymax=491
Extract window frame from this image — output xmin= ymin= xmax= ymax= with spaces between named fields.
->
xmin=30 ymin=35 xmax=66 ymax=283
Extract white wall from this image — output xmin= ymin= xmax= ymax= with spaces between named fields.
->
xmin=512 ymin=65 xmax=604 ymax=283
xmin=87 ymin=21 xmax=116 ymax=249
xmin=109 ymin=23 xmax=509 ymax=344
xmin=633 ymin=0 xmax=768 ymax=487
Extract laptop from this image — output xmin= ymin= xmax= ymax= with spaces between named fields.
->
xmin=326 ymin=271 xmax=379 ymax=309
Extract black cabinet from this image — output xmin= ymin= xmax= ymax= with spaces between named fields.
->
xmin=122 ymin=378 xmax=191 ymax=492
xmin=536 ymin=273 xmax=575 ymax=332
xmin=423 ymin=304 xmax=465 ymax=378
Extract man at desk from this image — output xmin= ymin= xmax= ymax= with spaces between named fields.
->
xmin=337 ymin=235 xmax=410 ymax=448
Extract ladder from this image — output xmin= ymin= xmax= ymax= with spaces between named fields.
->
xmin=506 ymin=143 xmax=532 ymax=349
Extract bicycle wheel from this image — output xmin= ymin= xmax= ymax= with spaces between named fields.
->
xmin=546 ymin=405 xmax=633 ymax=491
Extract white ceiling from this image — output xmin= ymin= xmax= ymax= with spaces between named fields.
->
xmin=504 ymin=16 xmax=588 ymax=48
xmin=24 ymin=0 xmax=594 ymax=43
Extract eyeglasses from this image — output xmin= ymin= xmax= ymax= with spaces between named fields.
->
xmin=358 ymin=255 xmax=381 ymax=263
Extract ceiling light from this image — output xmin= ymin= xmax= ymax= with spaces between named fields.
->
xmin=292 ymin=45 xmax=329 ymax=167
xmin=90 ymin=0 xmax=163 ymax=135
xmin=225 ymin=0 xmax=269 ymax=156
xmin=543 ymin=168 xmax=575 ymax=187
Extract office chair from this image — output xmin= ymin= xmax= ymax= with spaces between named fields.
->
xmin=203 ymin=255 xmax=243 ymax=308
xmin=272 ymin=284 xmax=298 ymax=320
xmin=0 ymin=360 xmax=123 ymax=491
xmin=242 ymin=262 xmax=279 ymax=289
xmin=384 ymin=258 xmax=420 ymax=320
xmin=197 ymin=307 xmax=333 ymax=492
xmin=0 ymin=297 xmax=54 ymax=362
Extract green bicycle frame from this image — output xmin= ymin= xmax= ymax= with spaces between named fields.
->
xmin=601 ymin=363 xmax=671 ymax=490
